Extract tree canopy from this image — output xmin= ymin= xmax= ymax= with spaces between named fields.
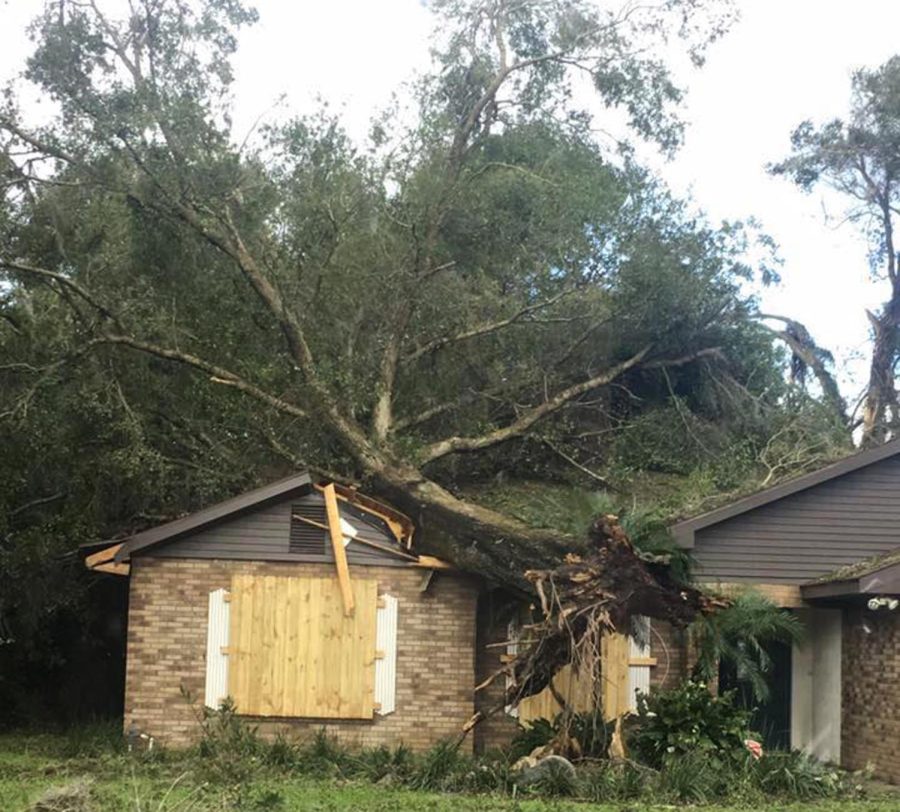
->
xmin=0 ymin=0 xmax=848 ymax=721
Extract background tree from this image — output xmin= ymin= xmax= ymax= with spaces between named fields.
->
xmin=771 ymin=56 xmax=900 ymax=444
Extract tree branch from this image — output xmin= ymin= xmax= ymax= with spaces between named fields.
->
xmin=420 ymin=345 xmax=653 ymax=463
xmin=96 ymin=334 xmax=308 ymax=420
xmin=403 ymin=289 xmax=577 ymax=365
xmin=0 ymin=259 xmax=122 ymax=326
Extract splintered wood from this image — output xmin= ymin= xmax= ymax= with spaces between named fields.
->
xmin=228 ymin=574 xmax=378 ymax=718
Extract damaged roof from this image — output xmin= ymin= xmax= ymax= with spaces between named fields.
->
xmin=802 ymin=546 xmax=900 ymax=600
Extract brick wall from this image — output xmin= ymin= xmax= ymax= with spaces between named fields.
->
xmin=842 ymin=607 xmax=900 ymax=781
xmin=651 ymin=620 xmax=692 ymax=691
xmin=473 ymin=592 xmax=519 ymax=754
xmin=124 ymin=557 xmax=480 ymax=751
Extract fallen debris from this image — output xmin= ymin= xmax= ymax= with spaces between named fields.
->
xmin=468 ymin=514 xmax=727 ymax=731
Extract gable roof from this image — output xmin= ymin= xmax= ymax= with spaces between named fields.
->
xmin=113 ymin=472 xmax=313 ymax=562
xmin=671 ymin=438 xmax=900 ymax=548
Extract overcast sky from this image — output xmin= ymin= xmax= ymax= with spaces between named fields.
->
xmin=2 ymin=0 xmax=899 ymax=401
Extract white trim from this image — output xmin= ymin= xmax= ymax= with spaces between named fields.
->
xmin=627 ymin=616 xmax=651 ymax=711
xmin=204 ymin=588 xmax=230 ymax=709
xmin=374 ymin=594 xmax=398 ymax=715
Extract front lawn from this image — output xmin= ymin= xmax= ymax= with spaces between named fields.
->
xmin=2 ymin=730 xmax=899 ymax=812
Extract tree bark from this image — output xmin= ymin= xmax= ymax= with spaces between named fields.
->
xmin=862 ymin=302 xmax=900 ymax=445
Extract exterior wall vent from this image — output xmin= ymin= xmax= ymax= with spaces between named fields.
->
xmin=290 ymin=502 xmax=327 ymax=555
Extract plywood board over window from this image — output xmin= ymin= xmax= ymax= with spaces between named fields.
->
xmin=228 ymin=574 xmax=378 ymax=719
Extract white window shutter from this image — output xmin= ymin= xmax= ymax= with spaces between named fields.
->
xmin=505 ymin=619 xmax=520 ymax=718
xmin=204 ymin=588 xmax=230 ymax=709
xmin=374 ymin=594 xmax=398 ymax=715
xmin=627 ymin=616 xmax=651 ymax=710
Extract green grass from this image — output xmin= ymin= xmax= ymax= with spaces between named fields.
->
xmin=1 ymin=731 xmax=898 ymax=812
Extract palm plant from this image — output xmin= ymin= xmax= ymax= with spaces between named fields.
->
xmin=690 ymin=590 xmax=804 ymax=702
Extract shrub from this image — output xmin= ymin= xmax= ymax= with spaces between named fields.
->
xmin=262 ymin=732 xmax=300 ymax=769
xmin=348 ymin=743 xmax=414 ymax=783
xmin=509 ymin=710 xmax=612 ymax=761
xmin=195 ymin=698 xmax=263 ymax=785
xmin=407 ymin=740 xmax=464 ymax=790
xmin=302 ymin=728 xmax=350 ymax=776
xmin=750 ymin=750 xmax=861 ymax=800
xmin=656 ymin=750 xmax=725 ymax=803
xmin=60 ymin=721 xmax=125 ymax=759
xmin=509 ymin=717 xmax=556 ymax=761
xmin=629 ymin=680 xmax=752 ymax=769
xmin=578 ymin=761 xmax=647 ymax=802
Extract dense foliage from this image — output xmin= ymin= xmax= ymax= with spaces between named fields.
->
xmin=629 ymin=680 xmax=752 ymax=769
xmin=691 ymin=591 xmax=804 ymax=702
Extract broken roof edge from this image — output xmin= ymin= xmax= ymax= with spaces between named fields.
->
xmin=670 ymin=438 xmax=900 ymax=547
xmin=801 ymin=546 xmax=900 ymax=600
xmin=101 ymin=471 xmax=436 ymax=570
xmin=112 ymin=471 xmax=314 ymax=562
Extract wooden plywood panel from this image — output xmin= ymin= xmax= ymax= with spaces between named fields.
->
xmin=601 ymin=632 xmax=631 ymax=720
xmin=229 ymin=574 xmax=377 ymax=719
xmin=519 ymin=662 xmax=598 ymax=724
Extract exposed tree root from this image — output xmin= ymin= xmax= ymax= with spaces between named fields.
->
xmin=464 ymin=514 xmax=727 ymax=733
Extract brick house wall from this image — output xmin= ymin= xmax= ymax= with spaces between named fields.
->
xmin=124 ymin=557 xmax=480 ymax=751
xmin=841 ymin=607 xmax=900 ymax=781
xmin=651 ymin=621 xmax=692 ymax=691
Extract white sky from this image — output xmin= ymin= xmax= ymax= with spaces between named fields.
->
xmin=2 ymin=0 xmax=899 ymax=400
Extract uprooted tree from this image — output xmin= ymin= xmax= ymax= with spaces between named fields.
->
xmin=470 ymin=513 xmax=725 ymax=728
xmin=0 ymin=0 xmax=841 ymax=641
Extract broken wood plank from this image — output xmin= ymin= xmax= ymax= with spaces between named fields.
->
xmin=419 ymin=569 xmax=435 ymax=593
xmin=412 ymin=555 xmax=455 ymax=570
xmin=323 ymin=483 xmax=355 ymax=617
xmin=628 ymin=656 xmax=657 ymax=667
xmin=92 ymin=561 xmax=130 ymax=576
xmin=85 ymin=542 xmax=123 ymax=569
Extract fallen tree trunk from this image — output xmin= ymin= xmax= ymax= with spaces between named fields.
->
xmin=466 ymin=514 xmax=726 ymax=729
xmin=366 ymin=464 xmax=581 ymax=589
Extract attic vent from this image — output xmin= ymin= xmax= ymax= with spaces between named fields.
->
xmin=290 ymin=503 xmax=327 ymax=555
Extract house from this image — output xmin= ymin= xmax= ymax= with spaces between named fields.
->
xmin=86 ymin=471 xmax=685 ymax=752
xmin=670 ymin=437 xmax=900 ymax=781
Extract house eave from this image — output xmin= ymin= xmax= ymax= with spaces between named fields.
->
xmin=112 ymin=471 xmax=314 ymax=562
